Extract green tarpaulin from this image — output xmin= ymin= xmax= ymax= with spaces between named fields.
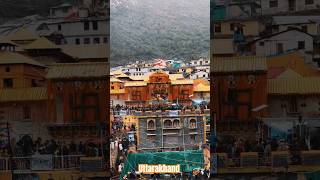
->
xmin=120 ymin=150 xmax=204 ymax=179
xmin=305 ymin=171 xmax=320 ymax=180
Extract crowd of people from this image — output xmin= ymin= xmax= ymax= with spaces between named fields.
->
xmin=215 ymin=135 xmax=309 ymax=166
xmin=0 ymin=136 xmax=105 ymax=157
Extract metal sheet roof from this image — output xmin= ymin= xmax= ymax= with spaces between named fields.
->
xmin=268 ymin=77 xmax=320 ymax=95
xmin=212 ymin=56 xmax=267 ymax=73
xmin=0 ymin=51 xmax=45 ymax=67
xmin=46 ymin=62 xmax=108 ymax=79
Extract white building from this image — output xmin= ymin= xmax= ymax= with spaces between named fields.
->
xmin=271 ymin=16 xmax=320 ymax=36
xmin=254 ymin=29 xmax=313 ymax=57
xmin=190 ymin=58 xmax=210 ymax=67
xmin=46 ymin=18 xmax=109 ymax=45
xmin=219 ymin=0 xmax=320 ymax=20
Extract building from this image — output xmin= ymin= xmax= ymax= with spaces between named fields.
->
xmin=252 ymin=29 xmax=314 ymax=57
xmin=124 ymin=71 xmax=194 ymax=106
xmin=46 ymin=62 xmax=108 ymax=140
xmin=190 ymin=58 xmax=210 ymax=66
xmin=0 ymin=51 xmax=48 ymax=140
xmin=212 ymin=56 xmax=268 ymax=137
xmin=135 ymin=111 xmax=207 ymax=152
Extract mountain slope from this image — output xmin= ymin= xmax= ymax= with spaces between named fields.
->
xmin=111 ymin=0 xmax=210 ymax=66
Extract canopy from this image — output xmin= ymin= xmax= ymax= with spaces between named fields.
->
xmin=120 ymin=150 xmax=204 ymax=179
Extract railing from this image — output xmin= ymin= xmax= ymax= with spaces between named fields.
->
xmin=215 ymin=150 xmax=320 ymax=171
xmin=0 ymin=155 xmax=104 ymax=172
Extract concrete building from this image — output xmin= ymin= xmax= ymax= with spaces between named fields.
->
xmin=253 ymin=29 xmax=314 ymax=57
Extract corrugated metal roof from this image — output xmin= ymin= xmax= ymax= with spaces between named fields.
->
xmin=8 ymin=27 xmax=38 ymax=41
xmin=0 ymin=87 xmax=47 ymax=102
xmin=24 ymin=37 xmax=58 ymax=50
xmin=193 ymin=83 xmax=210 ymax=92
xmin=59 ymin=44 xmax=108 ymax=59
xmin=0 ymin=51 xmax=46 ymax=67
xmin=110 ymin=77 xmax=123 ymax=83
xmin=169 ymin=74 xmax=184 ymax=80
xmin=268 ymin=77 xmax=320 ymax=95
xmin=110 ymin=89 xmax=125 ymax=94
xmin=276 ymin=69 xmax=302 ymax=79
xmin=124 ymin=81 xmax=147 ymax=87
xmin=46 ymin=62 xmax=108 ymax=79
xmin=267 ymin=51 xmax=320 ymax=77
xmin=273 ymin=16 xmax=320 ymax=25
xmin=212 ymin=56 xmax=267 ymax=73
xmin=171 ymin=79 xmax=194 ymax=85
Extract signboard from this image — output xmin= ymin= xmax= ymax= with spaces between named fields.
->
xmin=138 ymin=164 xmax=180 ymax=174
xmin=31 ymin=155 xmax=53 ymax=170
xmin=169 ymin=111 xmax=179 ymax=117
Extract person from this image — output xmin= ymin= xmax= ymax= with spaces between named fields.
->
xmin=118 ymin=163 xmax=123 ymax=173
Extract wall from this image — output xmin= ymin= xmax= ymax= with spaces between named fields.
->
xmin=48 ymin=79 xmax=108 ymax=124
xmin=137 ymin=115 xmax=205 ymax=151
xmin=255 ymin=30 xmax=313 ymax=56
xmin=0 ymin=64 xmax=46 ymax=88
xmin=0 ymin=101 xmax=50 ymax=140
xmin=213 ymin=72 xmax=268 ymax=123
xmin=268 ymin=95 xmax=320 ymax=118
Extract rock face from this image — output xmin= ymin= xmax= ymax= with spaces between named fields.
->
xmin=110 ymin=0 xmax=210 ymax=66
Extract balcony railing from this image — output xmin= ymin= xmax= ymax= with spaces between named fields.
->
xmin=0 ymin=155 xmax=105 ymax=172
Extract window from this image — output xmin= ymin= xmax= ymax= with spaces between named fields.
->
xmin=189 ymin=119 xmax=197 ymax=129
xmin=277 ymin=43 xmax=284 ymax=54
xmin=214 ymin=23 xmax=222 ymax=33
xmin=3 ymin=78 xmax=13 ymax=88
xmin=298 ymin=41 xmax=305 ymax=49
xmin=5 ymin=67 xmax=10 ymax=72
xmin=269 ymin=0 xmax=278 ymax=8
xmin=23 ymin=107 xmax=31 ymax=120
xmin=111 ymin=86 xmax=114 ymax=90
xmin=132 ymin=91 xmax=141 ymax=101
xmin=163 ymin=120 xmax=172 ymax=129
xmin=31 ymin=79 xmax=37 ymax=87
xmin=180 ymin=90 xmax=189 ymax=99
xmin=92 ymin=21 xmax=98 ymax=30
xmin=305 ymin=0 xmax=314 ymax=5
xmin=93 ymin=38 xmax=100 ymax=44
xmin=75 ymin=38 xmax=80 ymax=45
xmin=259 ymin=41 xmax=265 ymax=46
xmin=84 ymin=38 xmax=90 ymax=44
xmin=301 ymin=25 xmax=308 ymax=33
xmin=58 ymin=24 xmax=61 ymax=31
xmin=103 ymin=37 xmax=108 ymax=43
xmin=147 ymin=119 xmax=156 ymax=130
xmin=84 ymin=21 xmax=89 ymax=31
xmin=173 ymin=119 xmax=180 ymax=128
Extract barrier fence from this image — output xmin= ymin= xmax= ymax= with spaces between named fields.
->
xmin=0 ymin=155 xmax=105 ymax=172
xmin=216 ymin=150 xmax=320 ymax=170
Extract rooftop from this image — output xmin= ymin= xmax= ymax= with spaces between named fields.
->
xmin=268 ymin=77 xmax=320 ymax=95
xmin=46 ymin=62 xmax=108 ymax=79
xmin=212 ymin=56 xmax=267 ymax=73
xmin=24 ymin=37 xmax=59 ymax=50
xmin=0 ymin=51 xmax=45 ymax=67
